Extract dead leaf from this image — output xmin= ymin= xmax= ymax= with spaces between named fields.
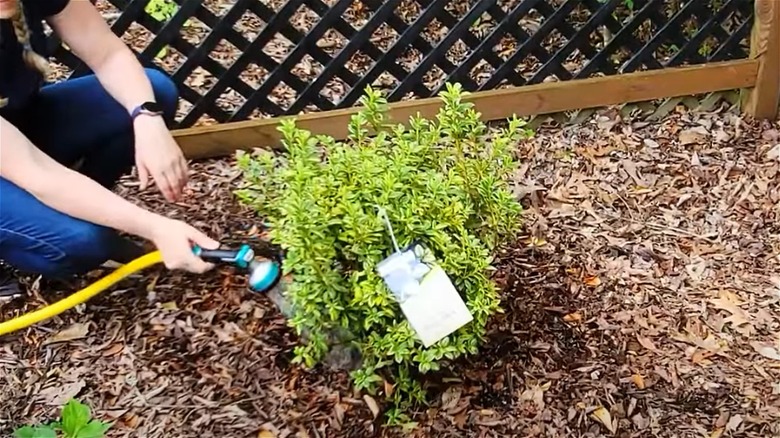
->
xmin=767 ymin=144 xmax=780 ymax=160
xmin=563 ymin=312 xmax=582 ymax=323
xmin=383 ymin=380 xmax=395 ymax=397
xmin=123 ymin=413 xmax=140 ymax=428
xmin=440 ymin=386 xmax=462 ymax=411
xmin=726 ymin=414 xmax=743 ymax=431
xmin=685 ymin=257 xmax=707 ymax=282
xmin=520 ymin=382 xmax=550 ymax=410
xmin=37 ymin=380 xmax=85 ymax=406
xmin=715 ymin=411 xmax=729 ymax=428
xmin=584 ymin=276 xmax=602 ymax=287
xmin=631 ymin=374 xmax=645 ymax=389
xmin=44 ymin=323 xmax=89 ymax=345
xmin=621 ymin=160 xmax=646 ymax=186
xmin=691 ymin=151 xmax=701 ymax=166
xmin=589 ymin=406 xmax=617 ymax=434
xmin=103 ymin=343 xmax=125 ymax=357
xmin=258 ymin=430 xmax=276 ymax=438
xmin=709 ymin=292 xmax=750 ymax=328
xmin=637 ymin=335 xmax=658 ymax=352
xmin=161 ymin=301 xmax=178 ymax=310
xmin=750 ymin=341 xmax=780 ymax=360
xmin=363 ymin=394 xmax=380 ymax=419
xmin=679 ymin=127 xmax=708 ymax=145
xmin=316 ymin=39 xmax=336 ymax=48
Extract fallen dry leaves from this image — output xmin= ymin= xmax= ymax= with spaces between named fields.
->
xmin=4 ymin=105 xmax=780 ymax=437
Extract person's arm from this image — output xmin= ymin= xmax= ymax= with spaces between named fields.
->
xmin=45 ymin=1 xmax=187 ymax=202
xmin=1 ymin=117 xmax=155 ymax=237
xmin=47 ymin=2 xmax=154 ymax=114
xmin=0 ymin=116 xmax=217 ymax=273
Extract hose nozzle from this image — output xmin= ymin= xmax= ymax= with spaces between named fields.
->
xmin=193 ymin=244 xmax=281 ymax=293
xmin=193 ymin=243 xmax=255 ymax=268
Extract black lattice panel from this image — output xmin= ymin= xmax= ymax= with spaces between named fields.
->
xmin=45 ymin=0 xmax=755 ymax=129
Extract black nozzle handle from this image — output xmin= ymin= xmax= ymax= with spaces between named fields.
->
xmin=197 ymin=248 xmax=240 ymax=262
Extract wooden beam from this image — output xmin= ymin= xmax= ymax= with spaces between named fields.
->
xmin=174 ymin=59 xmax=759 ymax=160
xmin=743 ymin=0 xmax=780 ymax=119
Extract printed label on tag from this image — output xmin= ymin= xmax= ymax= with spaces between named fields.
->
xmin=376 ymin=243 xmax=473 ymax=347
xmin=400 ymin=265 xmax=473 ymax=347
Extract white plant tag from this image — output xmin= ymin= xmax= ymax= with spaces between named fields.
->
xmin=400 ymin=263 xmax=473 ymax=347
xmin=375 ymin=240 xmax=473 ymax=347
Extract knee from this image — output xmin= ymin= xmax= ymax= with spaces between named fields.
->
xmin=145 ymin=68 xmax=179 ymax=121
xmin=49 ymin=223 xmax=117 ymax=277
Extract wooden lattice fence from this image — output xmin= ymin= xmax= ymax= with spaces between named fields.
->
xmin=42 ymin=0 xmax=779 ymax=158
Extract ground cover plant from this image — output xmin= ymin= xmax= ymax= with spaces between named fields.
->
xmin=235 ymin=83 xmax=531 ymax=421
xmin=14 ymin=399 xmax=111 ymax=438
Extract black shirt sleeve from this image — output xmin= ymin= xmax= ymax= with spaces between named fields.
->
xmin=32 ymin=0 xmax=71 ymax=18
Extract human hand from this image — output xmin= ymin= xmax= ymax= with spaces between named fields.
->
xmin=147 ymin=217 xmax=219 ymax=273
xmin=134 ymin=115 xmax=188 ymax=202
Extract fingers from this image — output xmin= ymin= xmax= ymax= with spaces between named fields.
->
xmin=163 ymin=250 xmax=213 ymax=274
xmin=157 ymin=156 xmax=189 ymax=203
xmin=188 ymin=226 xmax=220 ymax=250
xmin=185 ymin=258 xmax=215 ymax=274
xmin=137 ymin=162 xmax=150 ymax=190
xmin=158 ymin=170 xmax=178 ymax=203
xmin=163 ymin=158 xmax=187 ymax=202
xmin=178 ymin=156 xmax=189 ymax=186
xmin=186 ymin=226 xmax=219 ymax=273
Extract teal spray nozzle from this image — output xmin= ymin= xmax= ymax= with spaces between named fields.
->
xmin=193 ymin=244 xmax=281 ymax=293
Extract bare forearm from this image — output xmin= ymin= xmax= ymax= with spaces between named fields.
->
xmin=0 ymin=117 xmax=161 ymax=239
xmin=91 ymin=43 xmax=155 ymax=112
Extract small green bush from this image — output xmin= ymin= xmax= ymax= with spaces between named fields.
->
xmin=236 ymin=83 xmax=530 ymax=421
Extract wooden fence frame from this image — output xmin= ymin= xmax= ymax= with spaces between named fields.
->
xmin=171 ymin=0 xmax=780 ymax=160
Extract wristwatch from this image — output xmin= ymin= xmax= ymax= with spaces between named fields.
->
xmin=130 ymin=101 xmax=164 ymax=120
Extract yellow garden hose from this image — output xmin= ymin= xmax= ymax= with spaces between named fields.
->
xmin=0 ymin=251 xmax=163 ymax=337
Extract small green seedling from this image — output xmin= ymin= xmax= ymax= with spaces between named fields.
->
xmin=14 ymin=399 xmax=112 ymax=438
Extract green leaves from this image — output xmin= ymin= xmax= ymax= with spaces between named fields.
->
xmin=61 ymin=399 xmax=91 ymax=436
xmin=235 ymin=82 xmax=528 ymax=420
xmin=14 ymin=399 xmax=111 ymax=438
xmin=14 ymin=426 xmax=57 ymax=438
xmin=70 ymin=422 xmax=112 ymax=438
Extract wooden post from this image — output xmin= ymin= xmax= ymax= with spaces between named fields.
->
xmin=743 ymin=0 xmax=780 ymax=119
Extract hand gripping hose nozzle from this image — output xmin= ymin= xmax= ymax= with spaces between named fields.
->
xmin=0 ymin=243 xmax=283 ymax=337
xmin=192 ymin=243 xmax=282 ymax=293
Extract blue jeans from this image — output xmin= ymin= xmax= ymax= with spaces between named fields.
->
xmin=0 ymin=68 xmax=179 ymax=278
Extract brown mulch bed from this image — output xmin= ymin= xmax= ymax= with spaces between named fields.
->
xmin=3 ymin=105 xmax=780 ymax=438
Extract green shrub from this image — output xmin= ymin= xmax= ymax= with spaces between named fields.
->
xmin=235 ymin=83 xmax=530 ymax=421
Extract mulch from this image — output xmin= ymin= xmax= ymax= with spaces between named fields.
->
xmin=3 ymin=106 xmax=780 ymax=438
xmin=2 ymin=1 xmax=780 ymax=437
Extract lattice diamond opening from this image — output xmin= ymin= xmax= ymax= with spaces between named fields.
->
xmin=232 ymin=9 xmax=265 ymax=39
xmin=290 ymin=4 xmax=322 ymax=34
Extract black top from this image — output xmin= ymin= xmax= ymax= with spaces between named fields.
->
xmin=0 ymin=0 xmax=70 ymax=115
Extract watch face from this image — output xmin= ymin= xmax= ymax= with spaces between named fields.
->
xmin=142 ymin=101 xmax=163 ymax=113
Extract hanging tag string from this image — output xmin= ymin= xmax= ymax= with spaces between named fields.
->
xmin=376 ymin=206 xmax=401 ymax=254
